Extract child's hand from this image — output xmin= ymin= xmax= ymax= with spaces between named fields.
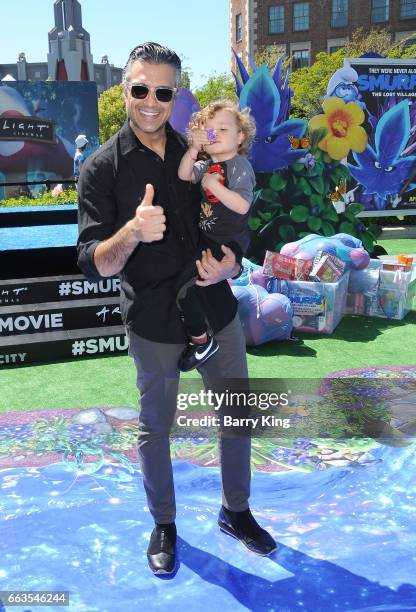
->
xmin=201 ymin=172 xmax=222 ymax=190
xmin=189 ymin=128 xmax=213 ymax=155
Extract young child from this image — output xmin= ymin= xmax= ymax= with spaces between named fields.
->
xmin=176 ymin=99 xmax=256 ymax=372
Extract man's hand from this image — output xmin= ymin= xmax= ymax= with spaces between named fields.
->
xmin=130 ymin=183 xmax=166 ymax=243
xmin=195 ymin=245 xmax=239 ymax=286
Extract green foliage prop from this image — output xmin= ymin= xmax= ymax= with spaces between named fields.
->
xmin=0 ymin=188 xmax=78 ymax=208
xmin=247 ymin=132 xmax=382 ymax=264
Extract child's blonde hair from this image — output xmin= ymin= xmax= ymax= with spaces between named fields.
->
xmin=188 ymin=99 xmax=256 ymax=156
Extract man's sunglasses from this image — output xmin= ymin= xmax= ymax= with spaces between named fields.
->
xmin=126 ymin=82 xmax=177 ymax=102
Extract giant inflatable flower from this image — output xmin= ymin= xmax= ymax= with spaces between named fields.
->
xmin=233 ymin=51 xmax=308 ymax=173
xmin=309 ymin=97 xmax=367 ymax=160
xmin=169 ymin=88 xmax=201 ymax=135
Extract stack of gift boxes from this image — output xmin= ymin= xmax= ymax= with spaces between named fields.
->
xmin=346 ymin=256 xmax=415 ymax=320
xmin=263 ymin=250 xmax=347 ymax=283
xmin=260 ymin=249 xmax=415 ymax=334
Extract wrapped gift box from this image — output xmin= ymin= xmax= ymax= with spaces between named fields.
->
xmin=267 ymin=272 xmax=350 ymax=334
xmin=262 ymin=251 xmax=312 ymax=280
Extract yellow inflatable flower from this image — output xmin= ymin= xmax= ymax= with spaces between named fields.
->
xmin=309 ymin=97 xmax=367 ymax=160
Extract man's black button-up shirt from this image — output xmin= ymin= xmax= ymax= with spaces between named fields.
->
xmin=76 ymin=121 xmax=238 ymax=343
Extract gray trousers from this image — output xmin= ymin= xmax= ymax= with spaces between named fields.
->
xmin=128 ymin=314 xmax=251 ymax=524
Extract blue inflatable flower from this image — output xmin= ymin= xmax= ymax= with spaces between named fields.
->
xmin=233 ymin=51 xmax=308 ymax=173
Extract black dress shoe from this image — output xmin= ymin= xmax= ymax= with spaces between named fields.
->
xmin=147 ymin=523 xmax=177 ymax=575
xmin=218 ymin=506 xmax=277 ymax=556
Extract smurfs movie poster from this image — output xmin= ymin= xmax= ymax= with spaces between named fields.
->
xmin=332 ymin=57 xmax=416 ymax=215
xmin=0 ymin=81 xmax=99 ymax=199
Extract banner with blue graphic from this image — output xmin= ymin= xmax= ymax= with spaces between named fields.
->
xmin=0 ymin=81 xmax=99 ymax=199
xmin=346 ymin=58 xmax=416 ymax=215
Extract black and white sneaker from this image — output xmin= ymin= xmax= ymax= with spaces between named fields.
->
xmin=178 ymin=335 xmax=219 ymax=372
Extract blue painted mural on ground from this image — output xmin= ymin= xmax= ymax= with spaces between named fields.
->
xmin=1 ymin=442 xmax=416 ymax=612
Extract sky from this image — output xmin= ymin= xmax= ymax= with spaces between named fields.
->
xmin=1 ymin=0 xmax=231 ymax=89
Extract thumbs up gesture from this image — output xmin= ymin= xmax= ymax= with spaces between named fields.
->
xmin=133 ymin=184 xmax=166 ymax=243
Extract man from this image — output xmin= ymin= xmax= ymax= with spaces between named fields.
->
xmin=77 ymin=42 xmax=276 ymax=575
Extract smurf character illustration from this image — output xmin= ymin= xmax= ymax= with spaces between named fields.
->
xmin=325 ymin=62 xmax=365 ymax=109
xmin=348 ymin=99 xmax=416 ymax=210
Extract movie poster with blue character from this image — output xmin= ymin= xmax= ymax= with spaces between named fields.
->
xmin=331 ymin=58 xmax=416 ymax=215
xmin=0 ymin=81 xmax=99 ymax=199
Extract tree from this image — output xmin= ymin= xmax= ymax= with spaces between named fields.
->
xmin=346 ymin=25 xmax=416 ymax=58
xmin=253 ymin=44 xmax=288 ymax=72
xmin=98 ymin=84 xmax=126 ymax=144
xmin=181 ymin=71 xmax=191 ymax=89
xmin=289 ymin=49 xmax=346 ymax=119
xmin=345 ymin=26 xmax=393 ymax=57
xmin=388 ymin=37 xmax=416 ymax=59
xmin=179 ymin=54 xmax=192 ymax=89
xmin=193 ymin=72 xmax=237 ymax=107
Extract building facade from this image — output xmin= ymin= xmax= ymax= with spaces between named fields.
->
xmin=0 ymin=0 xmax=122 ymax=93
xmin=231 ymin=0 xmax=416 ymax=70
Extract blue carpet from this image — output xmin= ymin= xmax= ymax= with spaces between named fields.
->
xmin=0 ymin=224 xmax=77 ymax=250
